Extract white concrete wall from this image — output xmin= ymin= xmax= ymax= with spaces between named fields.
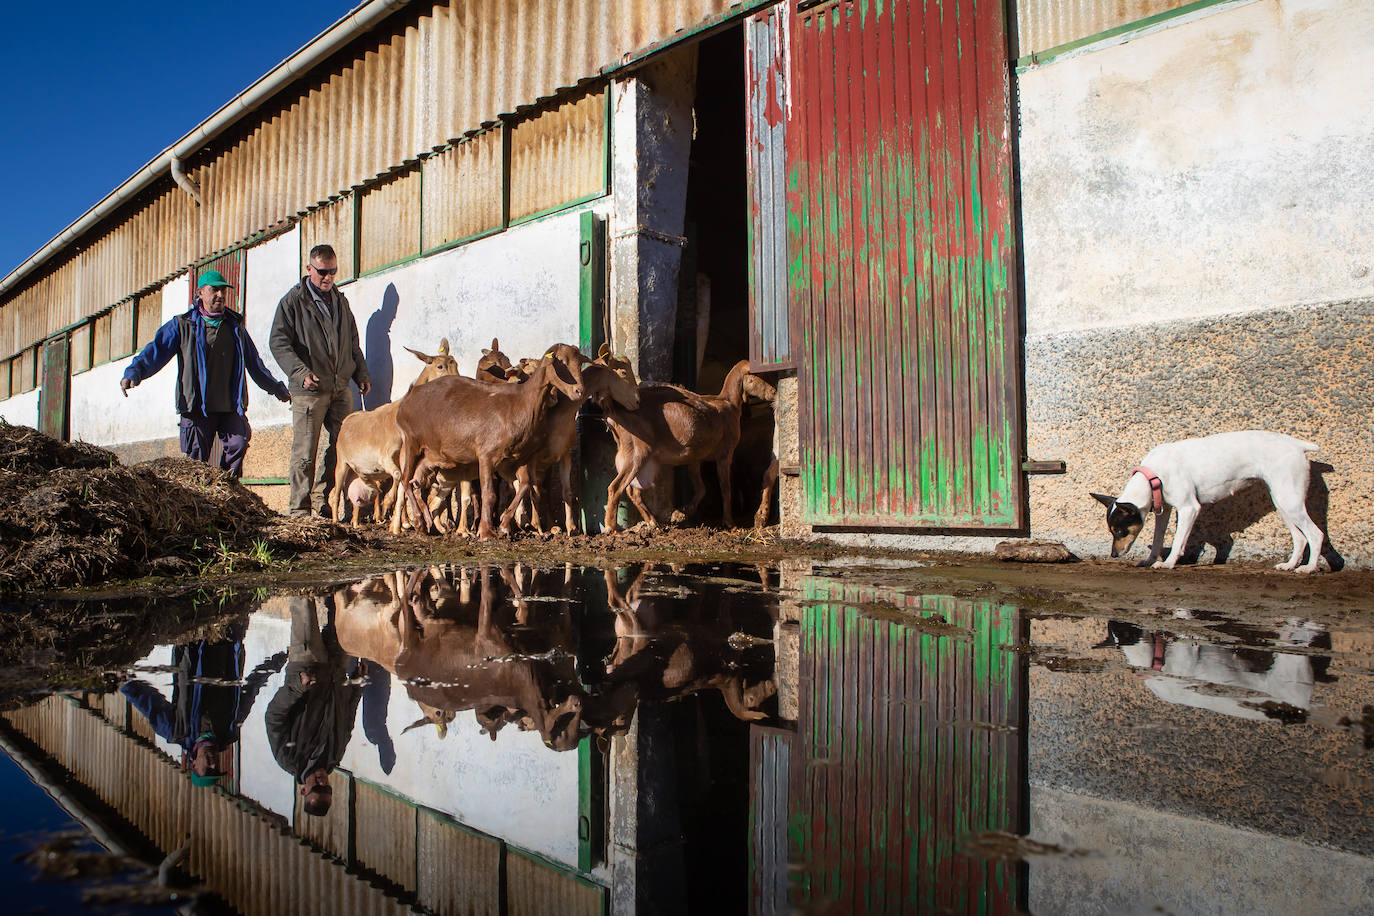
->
xmin=242 ymin=226 xmax=301 ymax=428
xmin=338 ymin=208 xmax=587 ymax=407
xmin=0 ymin=388 xmax=39 ymax=427
xmin=134 ymin=604 xmax=581 ymax=865
xmin=1018 ymin=0 xmax=1374 ymax=335
xmin=54 ymin=204 xmax=587 ymax=451
xmin=338 ymin=696 xmax=582 ymax=866
xmin=77 ymin=274 xmax=191 ymax=446
xmin=1029 ymin=785 xmax=1374 ymax=915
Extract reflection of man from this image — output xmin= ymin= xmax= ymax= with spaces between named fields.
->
xmin=270 ymin=244 xmax=371 ymax=518
xmin=265 ymin=597 xmax=364 ymax=816
xmin=121 ymin=622 xmax=285 ymax=787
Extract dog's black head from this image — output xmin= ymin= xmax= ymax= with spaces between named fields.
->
xmin=1091 ymin=492 xmax=1145 ymax=557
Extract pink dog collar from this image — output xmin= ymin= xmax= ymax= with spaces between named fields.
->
xmin=1133 ymin=465 xmax=1164 ymax=513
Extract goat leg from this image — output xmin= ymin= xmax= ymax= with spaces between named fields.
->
xmin=408 ymin=475 xmax=436 ymax=534
xmin=477 ymin=462 xmax=498 ymax=540
xmin=559 ymin=456 xmax=577 ymax=533
xmin=716 ymin=455 xmax=735 ymax=528
xmin=755 ymin=457 xmax=779 ymax=528
xmin=500 ymin=467 xmax=535 ymax=536
xmin=627 ymin=484 xmax=660 ymax=528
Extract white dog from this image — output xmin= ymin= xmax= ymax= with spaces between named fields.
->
xmin=1091 ymin=431 xmax=1325 ymax=573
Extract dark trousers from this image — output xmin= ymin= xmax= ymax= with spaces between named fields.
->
xmin=289 ymin=387 xmax=353 ymax=517
xmin=179 ymin=412 xmax=251 ymax=478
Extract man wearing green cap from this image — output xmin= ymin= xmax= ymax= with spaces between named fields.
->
xmin=120 ymin=269 xmax=291 ymax=477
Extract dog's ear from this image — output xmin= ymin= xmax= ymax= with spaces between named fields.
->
xmin=1089 ymin=492 xmax=1116 ymax=509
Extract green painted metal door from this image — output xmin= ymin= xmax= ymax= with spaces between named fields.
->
xmin=38 ymin=334 xmax=70 ymax=441
xmin=788 ymin=0 xmax=1024 ymax=527
xmin=790 ymin=581 xmax=1025 ymax=912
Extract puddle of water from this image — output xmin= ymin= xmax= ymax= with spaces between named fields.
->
xmin=0 ymin=562 xmax=1371 ymax=915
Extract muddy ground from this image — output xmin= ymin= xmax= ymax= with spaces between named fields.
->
xmin=4 ymin=422 xmax=1373 ymax=704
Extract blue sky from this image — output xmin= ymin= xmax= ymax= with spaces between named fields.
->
xmin=0 ymin=1 xmax=358 ymax=279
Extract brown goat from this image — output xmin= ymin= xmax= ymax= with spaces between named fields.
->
xmin=506 ymin=346 xmax=641 ymax=533
xmin=393 ymin=349 xmax=585 ymax=538
xmin=331 ymin=340 xmax=460 ymax=527
xmin=601 ymin=358 xmax=776 ymax=532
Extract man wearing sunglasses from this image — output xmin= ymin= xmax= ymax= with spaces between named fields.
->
xmin=270 ymin=244 xmax=371 ymax=518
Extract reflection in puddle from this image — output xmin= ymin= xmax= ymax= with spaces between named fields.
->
xmin=0 ymin=563 xmax=1370 ymax=914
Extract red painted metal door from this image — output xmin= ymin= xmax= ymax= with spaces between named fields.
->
xmin=788 ymin=0 xmax=1023 ymax=527
xmin=789 ymin=582 xmax=1025 ymax=912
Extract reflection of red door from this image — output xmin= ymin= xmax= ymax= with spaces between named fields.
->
xmin=789 ymin=0 xmax=1024 ymax=529
xmin=39 ymin=334 xmax=70 ymax=441
xmin=787 ymin=584 xmax=1026 ymax=913
xmin=190 ymin=249 xmax=247 ymax=315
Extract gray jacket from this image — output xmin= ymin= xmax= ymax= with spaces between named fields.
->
xmin=270 ymin=278 xmax=371 ymax=396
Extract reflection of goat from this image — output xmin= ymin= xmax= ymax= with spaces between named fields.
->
xmin=334 ymin=565 xmax=584 ymax=749
xmin=601 ymin=565 xmax=777 ymax=722
xmin=1102 ymin=615 xmax=1327 ymax=721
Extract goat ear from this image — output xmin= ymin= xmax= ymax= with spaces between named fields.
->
xmin=490 ymin=337 xmax=499 ymax=350
xmin=597 ymin=343 xmax=611 ymax=359
xmin=439 ymin=337 xmax=450 ymax=354
xmin=403 ymin=345 xmax=429 ymax=362
xmin=1090 ymin=492 xmax=1116 ymax=508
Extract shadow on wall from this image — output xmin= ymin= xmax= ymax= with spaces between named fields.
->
xmin=1180 ymin=463 xmax=1344 ymax=570
xmin=364 ymin=283 xmax=400 ymax=408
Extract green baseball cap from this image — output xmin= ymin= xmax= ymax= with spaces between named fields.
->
xmin=197 ymin=269 xmax=233 ymax=289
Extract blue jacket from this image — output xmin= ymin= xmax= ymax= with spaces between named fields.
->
xmin=121 ymin=639 xmax=285 ymax=753
xmin=123 ymin=307 xmax=287 ymax=416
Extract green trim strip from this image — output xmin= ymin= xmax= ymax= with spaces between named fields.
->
xmin=418 ymin=226 xmax=506 ymax=259
xmin=509 ymin=191 xmax=609 ymax=230
xmin=240 ymin=477 xmax=288 ymax=486
xmin=1015 ymin=0 xmax=1256 ymax=71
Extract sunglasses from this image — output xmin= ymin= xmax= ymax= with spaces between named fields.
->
xmin=310 ymin=265 xmax=339 ymax=276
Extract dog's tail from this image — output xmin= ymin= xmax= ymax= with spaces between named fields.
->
xmin=1296 ymin=438 xmax=1320 ymax=453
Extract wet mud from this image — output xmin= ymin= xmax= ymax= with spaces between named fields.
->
xmin=0 ymin=556 xmax=1370 ymax=915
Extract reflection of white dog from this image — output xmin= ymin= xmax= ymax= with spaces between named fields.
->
xmin=1119 ymin=618 xmax=1320 ymax=720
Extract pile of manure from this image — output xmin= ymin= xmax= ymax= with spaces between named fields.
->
xmin=0 ymin=422 xmax=276 ymax=596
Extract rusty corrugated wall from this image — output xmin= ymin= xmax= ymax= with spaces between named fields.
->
xmin=506 ymin=848 xmax=607 ymax=916
xmin=1016 ymin=0 xmax=1195 ymax=56
xmin=790 ymin=586 xmax=1025 ymax=913
xmin=110 ymin=300 xmax=136 ymax=361
xmin=421 ymin=130 xmax=505 ymax=251
xmin=416 ymin=809 xmax=502 ymax=915
xmin=354 ymin=780 xmax=420 ymax=889
xmin=134 ymin=290 xmax=164 ymax=349
xmin=0 ymin=0 xmax=771 ymax=365
xmin=358 ymin=168 xmax=424 ymax=274
xmin=2 ymin=696 xmax=412 ymax=916
xmin=509 ymin=89 xmax=609 ymax=222
xmin=789 ymin=0 xmax=1023 ymax=528
xmin=745 ymin=6 xmax=792 ymax=371
xmin=298 ymin=195 xmax=358 ymax=281
xmin=70 ymin=323 xmax=92 ymax=374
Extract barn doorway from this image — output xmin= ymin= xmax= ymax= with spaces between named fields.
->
xmin=676 ymin=24 xmax=777 ymax=527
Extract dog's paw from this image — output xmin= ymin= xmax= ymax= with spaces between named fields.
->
xmin=1151 ymin=560 xmax=1168 ymax=569
xmin=1275 ymin=561 xmax=1298 ymax=571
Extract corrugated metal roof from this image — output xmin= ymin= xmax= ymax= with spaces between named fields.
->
xmin=0 ymin=0 xmax=774 ymax=357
